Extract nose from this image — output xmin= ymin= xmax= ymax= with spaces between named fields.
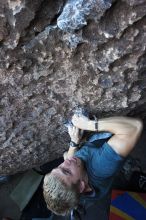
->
xmin=64 ymin=157 xmax=77 ymax=165
xmin=64 ymin=159 xmax=71 ymax=166
xmin=59 ymin=159 xmax=72 ymax=168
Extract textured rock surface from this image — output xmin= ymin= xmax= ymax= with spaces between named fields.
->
xmin=0 ymin=0 xmax=146 ymax=175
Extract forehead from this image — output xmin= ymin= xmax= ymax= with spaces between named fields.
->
xmin=51 ymin=168 xmax=73 ymax=185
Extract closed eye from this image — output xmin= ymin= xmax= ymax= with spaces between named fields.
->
xmin=60 ymin=167 xmax=72 ymax=175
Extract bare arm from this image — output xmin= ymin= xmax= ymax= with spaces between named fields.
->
xmin=72 ymin=116 xmax=143 ymax=157
xmin=64 ymin=126 xmax=81 ymax=159
xmin=66 ymin=146 xmax=77 ymax=158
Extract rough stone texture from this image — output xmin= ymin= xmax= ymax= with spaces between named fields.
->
xmin=0 ymin=0 xmax=146 ymax=175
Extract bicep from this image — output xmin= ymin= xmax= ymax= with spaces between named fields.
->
xmin=108 ymin=131 xmax=141 ymax=157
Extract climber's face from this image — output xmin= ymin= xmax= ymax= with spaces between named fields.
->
xmin=51 ymin=157 xmax=86 ymax=189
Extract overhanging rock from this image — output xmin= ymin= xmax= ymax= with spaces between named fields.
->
xmin=0 ymin=0 xmax=146 ymax=175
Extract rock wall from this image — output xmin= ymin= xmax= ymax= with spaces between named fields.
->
xmin=0 ymin=0 xmax=146 ymax=175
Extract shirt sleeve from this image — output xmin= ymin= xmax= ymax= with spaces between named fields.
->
xmin=75 ymin=142 xmax=125 ymax=178
xmin=91 ymin=142 xmax=125 ymax=178
xmin=75 ymin=145 xmax=90 ymax=163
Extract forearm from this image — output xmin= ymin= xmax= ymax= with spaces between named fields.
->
xmin=67 ymin=146 xmax=77 ymax=157
xmin=63 ymin=146 xmax=77 ymax=160
xmin=89 ymin=116 xmax=143 ymax=136
xmin=66 ymin=124 xmax=82 ymax=159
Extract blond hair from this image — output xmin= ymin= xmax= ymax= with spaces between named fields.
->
xmin=43 ymin=173 xmax=80 ymax=216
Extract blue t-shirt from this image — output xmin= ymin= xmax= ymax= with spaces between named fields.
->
xmin=75 ymin=138 xmax=125 ymax=199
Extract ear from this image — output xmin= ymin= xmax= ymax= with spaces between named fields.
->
xmin=79 ymin=181 xmax=92 ymax=193
xmin=79 ymin=180 xmax=85 ymax=193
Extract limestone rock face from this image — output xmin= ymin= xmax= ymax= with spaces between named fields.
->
xmin=0 ymin=0 xmax=146 ymax=174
